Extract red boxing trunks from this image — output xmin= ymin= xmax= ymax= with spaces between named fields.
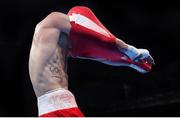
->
xmin=38 ymin=88 xmax=84 ymax=117
xmin=67 ymin=6 xmax=152 ymax=73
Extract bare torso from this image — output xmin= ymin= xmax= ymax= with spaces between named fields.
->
xmin=29 ymin=12 xmax=71 ymax=97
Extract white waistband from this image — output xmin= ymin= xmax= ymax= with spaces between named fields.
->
xmin=37 ymin=88 xmax=78 ymax=116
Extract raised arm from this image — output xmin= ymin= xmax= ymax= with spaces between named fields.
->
xmin=67 ymin=6 xmax=154 ymax=73
xmin=30 ymin=12 xmax=70 ymax=61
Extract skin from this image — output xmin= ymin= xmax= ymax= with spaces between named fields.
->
xmin=29 ymin=12 xmax=71 ymax=97
xmin=29 ymin=11 xmax=153 ymax=97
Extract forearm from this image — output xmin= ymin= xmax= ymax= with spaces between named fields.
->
xmin=115 ymin=38 xmax=140 ymax=60
xmin=115 ymin=38 xmax=129 ymax=50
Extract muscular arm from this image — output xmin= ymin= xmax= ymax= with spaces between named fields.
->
xmin=32 ymin=12 xmax=69 ymax=60
xmin=30 ymin=12 xmax=70 ymax=72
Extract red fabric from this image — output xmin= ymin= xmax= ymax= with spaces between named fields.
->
xmin=40 ymin=107 xmax=84 ymax=117
xmin=67 ymin=6 xmax=152 ymax=72
xmin=67 ymin=6 xmax=125 ymax=62
xmin=68 ymin=6 xmax=116 ymax=43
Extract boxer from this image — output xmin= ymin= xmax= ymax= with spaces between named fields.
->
xmin=29 ymin=6 xmax=154 ymax=117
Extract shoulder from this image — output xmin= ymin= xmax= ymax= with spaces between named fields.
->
xmin=38 ymin=12 xmax=69 ymax=29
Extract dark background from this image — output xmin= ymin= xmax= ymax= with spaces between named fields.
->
xmin=0 ymin=0 xmax=180 ymax=116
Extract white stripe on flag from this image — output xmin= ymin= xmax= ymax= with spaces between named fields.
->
xmin=69 ymin=13 xmax=110 ymax=37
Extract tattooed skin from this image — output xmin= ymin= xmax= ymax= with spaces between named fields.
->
xmin=48 ymin=45 xmax=67 ymax=81
xmin=29 ymin=32 xmax=69 ymax=97
xmin=49 ymin=66 xmax=61 ymax=78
